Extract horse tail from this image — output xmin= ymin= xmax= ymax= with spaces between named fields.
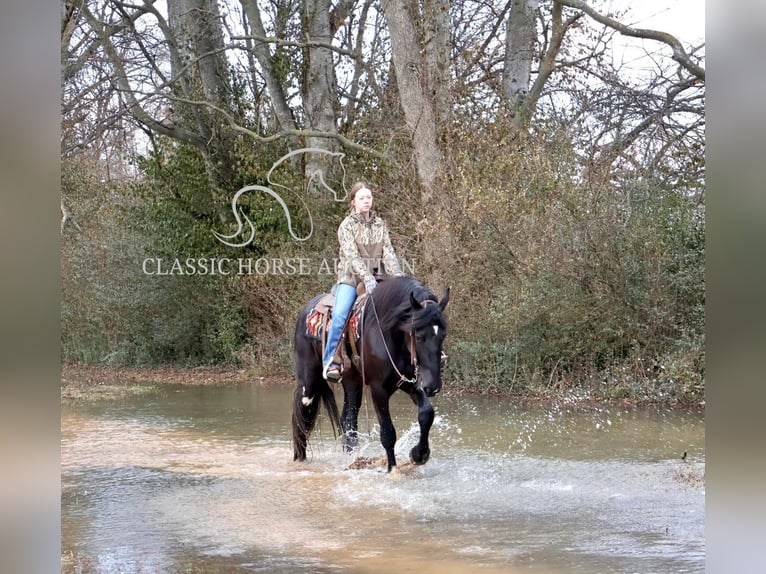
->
xmin=291 ymin=294 xmax=343 ymax=461
xmin=291 ymin=377 xmax=341 ymax=461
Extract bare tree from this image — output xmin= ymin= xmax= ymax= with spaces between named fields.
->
xmin=166 ymin=0 xmax=241 ymax=213
xmin=503 ymin=0 xmax=538 ymax=122
xmin=379 ymin=0 xmax=445 ymax=198
xmin=239 ymin=0 xmax=297 ymax=132
xmin=557 ymin=0 xmax=704 ymax=81
xmin=377 ymin=0 xmax=457 ymax=287
xmin=62 ymin=0 xmax=705 ymax=234
xmin=301 ymin=0 xmax=340 ymax=189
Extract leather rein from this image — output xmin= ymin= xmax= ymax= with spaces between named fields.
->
xmin=365 ymin=295 xmax=438 ymax=389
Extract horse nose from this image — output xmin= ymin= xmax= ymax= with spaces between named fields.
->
xmin=418 ymin=370 xmax=441 ymax=397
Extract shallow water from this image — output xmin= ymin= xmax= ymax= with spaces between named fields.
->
xmin=61 ymin=383 xmax=705 ymax=573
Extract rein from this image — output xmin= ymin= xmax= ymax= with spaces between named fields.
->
xmin=367 ymin=295 xmax=438 ymax=389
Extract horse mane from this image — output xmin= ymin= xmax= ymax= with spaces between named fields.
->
xmin=367 ymin=276 xmax=443 ymax=333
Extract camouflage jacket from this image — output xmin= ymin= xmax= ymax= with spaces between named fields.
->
xmin=336 ymin=210 xmax=403 ymax=287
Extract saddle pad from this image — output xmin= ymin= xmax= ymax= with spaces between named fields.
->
xmin=306 ymin=307 xmax=325 ymax=339
xmin=347 ymin=304 xmax=362 ymax=341
xmin=305 ymin=294 xmax=367 ymax=341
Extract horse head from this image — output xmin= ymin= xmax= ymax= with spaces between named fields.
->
xmin=409 ymin=287 xmax=450 ymax=397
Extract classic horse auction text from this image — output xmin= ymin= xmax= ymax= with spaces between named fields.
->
xmin=141 ymin=257 xmax=416 ymax=276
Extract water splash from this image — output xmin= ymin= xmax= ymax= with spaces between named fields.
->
xmin=506 ymin=400 xmax=622 ymax=453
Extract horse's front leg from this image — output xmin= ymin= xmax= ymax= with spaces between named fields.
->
xmin=340 ymin=377 xmax=363 ymax=452
xmin=370 ymin=384 xmax=397 ymax=472
xmin=407 ymin=387 xmax=435 ymax=465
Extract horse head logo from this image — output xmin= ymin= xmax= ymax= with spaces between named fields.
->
xmin=213 ymin=148 xmax=347 ymax=247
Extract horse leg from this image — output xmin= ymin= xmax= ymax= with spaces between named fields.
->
xmin=292 ymin=361 xmax=324 ymax=462
xmin=406 ymin=388 xmax=435 ymax=465
xmin=340 ymin=377 xmax=363 ymax=452
xmin=370 ymin=384 xmax=397 ymax=472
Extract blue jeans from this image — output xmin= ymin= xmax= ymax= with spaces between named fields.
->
xmin=323 ymin=282 xmax=357 ymax=367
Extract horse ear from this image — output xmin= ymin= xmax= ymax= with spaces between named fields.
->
xmin=439 ymin=287 xmax=450 ymax=310
xmin=410 ymin=291 xmax=423 ymax=309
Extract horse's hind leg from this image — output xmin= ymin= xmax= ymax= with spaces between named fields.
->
xmin=340 ymin=377 xmax=363 ymax=452
xmin=292 ymin=360 xmax=324 ymax=462
xmin=292 ymin=382 xmax=319 ymax=461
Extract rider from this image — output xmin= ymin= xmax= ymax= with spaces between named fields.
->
xmin=322 ymin=181 xmax=404 ymax=381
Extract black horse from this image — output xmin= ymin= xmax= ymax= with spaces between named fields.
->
xmin=292 ymin=276 xmax=449 ymax=472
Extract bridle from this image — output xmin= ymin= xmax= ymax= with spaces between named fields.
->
xmin=366 ymin=296 xmax=439 ymax=389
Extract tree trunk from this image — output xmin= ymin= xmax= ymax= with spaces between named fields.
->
xmin=423 ymin=0 xmax=451 ymax=130
xmin=168 ymin=0 xmax=232 ymax=109
xmin=380 ymin=0 xmax=444 ymax=200
xmin=503 ymin=0 xmax=538 ymax=120
xmin=302 ymin=0 xmax=338 ymax=190
xmin=505 ymin=1 xmax=575 ymax=134
xmin=380 ymin=0 xmax=452 ymax=285
xmin=240 ymin=0 xmax=297 ymax=132
xmin=167 ymin=0 xmax=238 ymax=219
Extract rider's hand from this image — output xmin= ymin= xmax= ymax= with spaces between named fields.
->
xmin=364 ymin=279 xmax=377 ymax=294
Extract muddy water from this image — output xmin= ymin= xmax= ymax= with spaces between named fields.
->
xmin=61 ymin=383 xmax=704 ymax=573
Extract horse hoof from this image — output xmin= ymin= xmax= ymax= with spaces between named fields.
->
xmin=409 ymin=446 xmax=430 ymax=465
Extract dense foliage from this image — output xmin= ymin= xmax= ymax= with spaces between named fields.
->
xmin=62 ymin=125 xmax=704 ymax=403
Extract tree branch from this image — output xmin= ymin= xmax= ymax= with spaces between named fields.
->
xmin=230 ymin=34 xmax=360 ymax=61
xmin=79 ymin=2 xmax=208 ymax=149
xmin=167 ymin=96 xmax=389 ymax=161
xmin=556 ymin=0 xmax=705 ymax=81
xmin=516 ymin=3 xmax=579 ymax=130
